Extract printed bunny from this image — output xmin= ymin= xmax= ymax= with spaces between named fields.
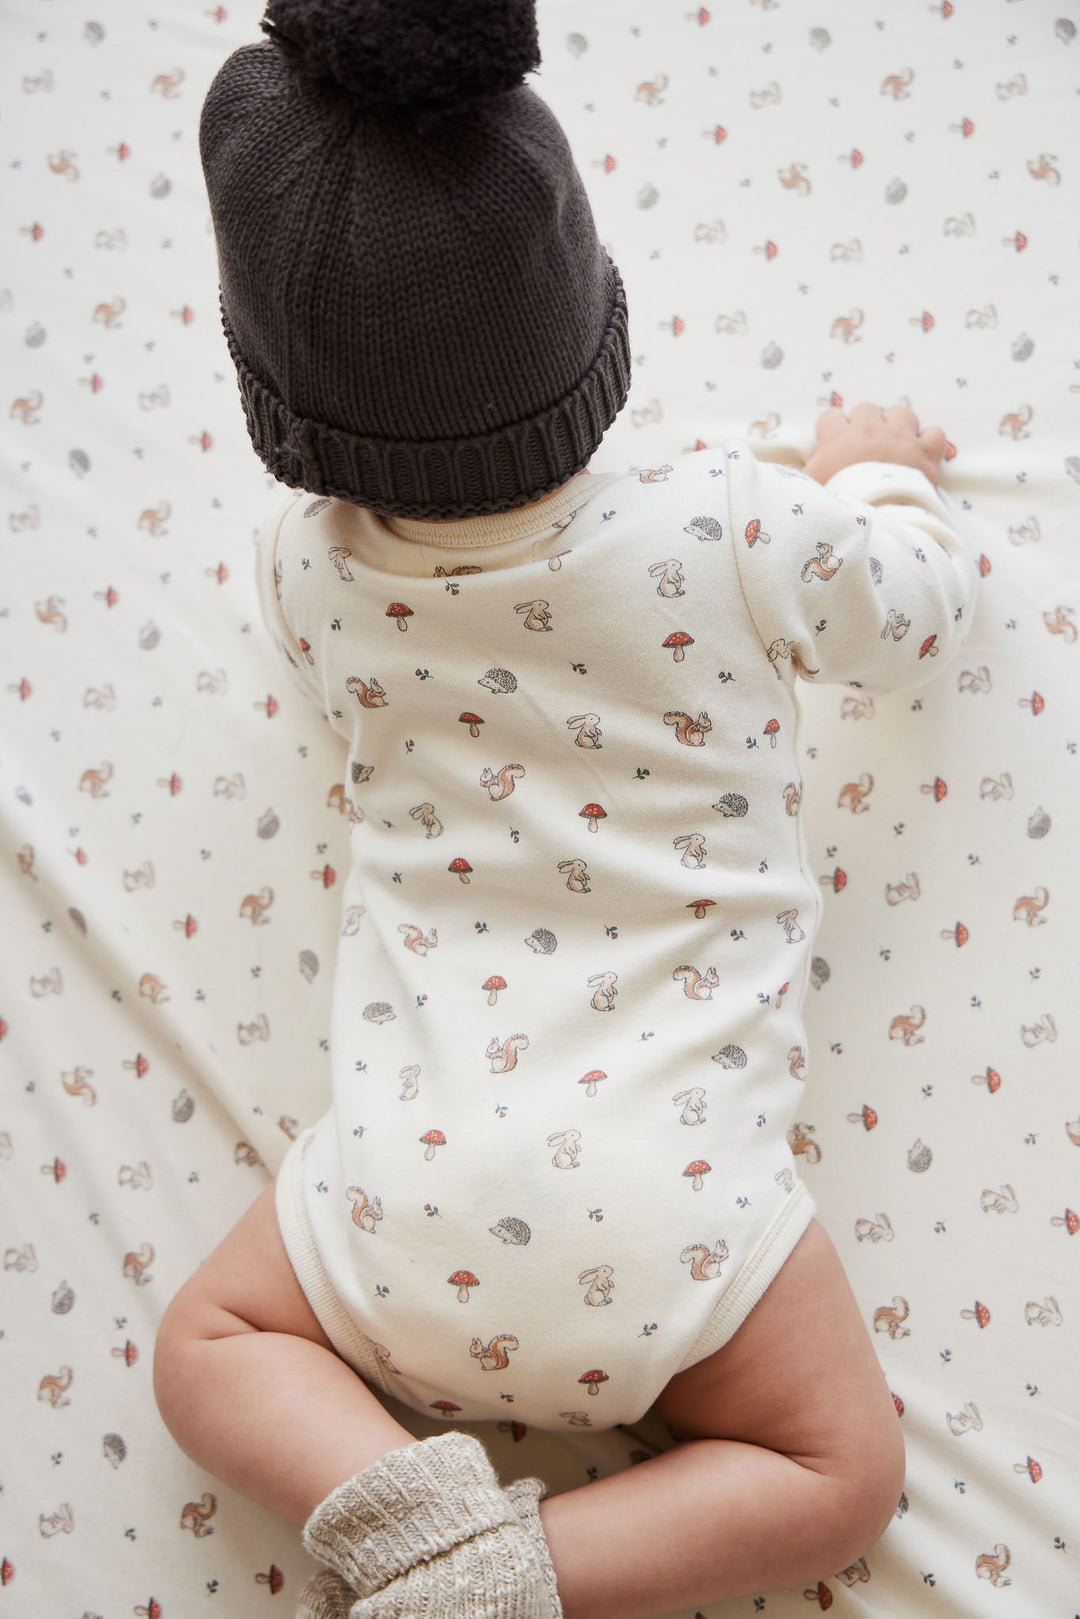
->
xmin=578 ymin=1265 xmax=615 ymax=1306
xmin=587 ymin=971 xmax=618 ymax=1012
xmin=547 ymin=1129 xmax=582 ymax=1169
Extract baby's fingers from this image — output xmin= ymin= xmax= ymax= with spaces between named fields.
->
xmin=918 ymin=423 xmax=948 ymax=462
xmin=812 ymin=405 xmax=849 ymax=441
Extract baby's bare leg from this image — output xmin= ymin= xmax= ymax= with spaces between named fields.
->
xmin=539 ymin=1219 xmax=905 ymax=1619
xmin=153 ymin=1180 xmax=417 ymax=1524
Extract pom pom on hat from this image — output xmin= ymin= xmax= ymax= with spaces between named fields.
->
xmin=261 ymin=0 xmax=541 ymax=108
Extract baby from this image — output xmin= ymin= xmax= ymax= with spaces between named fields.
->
xmin=154 ymin=5 xmax=977 ymax=1617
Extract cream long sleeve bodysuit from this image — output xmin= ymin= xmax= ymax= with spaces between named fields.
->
xmin=261 ymin=444 xmax=976 ymax=1431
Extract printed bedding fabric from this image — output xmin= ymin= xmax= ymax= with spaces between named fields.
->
xmin=2 ymin=0 xmax=1077 ymax=1614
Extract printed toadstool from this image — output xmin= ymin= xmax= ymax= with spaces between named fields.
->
xmin=940 ymin=921 xmax=969 ymax=947
xmin=920 ymin=776 xmax=948 ymax=802
xmin=386 ymin=603 xmax=413 ymax=631
xmin=1018 ymin=690 xmax=1044 ymax=715
xmin=254 ymin=1566 xmax=285 ymax=1594
xmin=960 ymin=1299 xmax=991 ymax=1328
xmin=578 ymin=1369 xmax=609 ymax=1396
xmin=820 ymin=867 xmax=847 ymax=894
xmin=1051 ymin=1208 xmax=1080 ymax=1235
xmin=430 ymin=1399 xmax=462 ymax=1417
xmin=482 ymin=975 xmax=507 ymax=1006
xmin=972 ymin=1066 xmax=1001 ymax=1094
xmin=448 ymin=858 xmax=472 ymax=884
xmin=918 ymin=634 xmax=939 ymax=660
xmin=459 ymin=712 xmax=484 ymax=738
xmin=763 ymin=718 xmax=780 ymax=748
xmin=846 ymin=1104 xmax=878 ymax=1130
xmin=1014 ymin=1455 xmax=1042 ymax=1483
xmin=448 ymin=1270 xmax=479 ymax=1303
xmin=687 ymin=899 xmax=716 ymax=920
xmin=579 ymin=1069 xmax=607 ymax=1097
xmin=683 ymin=1159 xmax=711 ymax=1191
xmin=663 ymin=631 xmax=694 ymax=663
xmin=580 ymin=803 xmax=607 ymax=833
xmin=420 ymin=1129 xmax=446 ymax=1161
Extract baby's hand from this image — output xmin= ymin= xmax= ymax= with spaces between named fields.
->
xmin=803 ymin=402 xmax=948 ymax=488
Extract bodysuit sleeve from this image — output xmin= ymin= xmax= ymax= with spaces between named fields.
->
xmin=254 ymin=494 xmax=325 ymax=706
xmin=729 ymin=454 xmax=979 ymax=692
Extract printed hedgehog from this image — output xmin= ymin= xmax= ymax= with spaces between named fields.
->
xmin=684 ymin=515 xmax=723 ymax=541
xmin=489 ymin=1216 xmax=531 ymax=1245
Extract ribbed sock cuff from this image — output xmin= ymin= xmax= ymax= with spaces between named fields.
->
xmin=302 ymin=1433 xmax=519 ymax=1596
xmin=504 ymin=1478 xmax=562 ymax=1617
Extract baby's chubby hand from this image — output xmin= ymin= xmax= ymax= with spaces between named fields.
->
xmin=803 ymin=402 xmax=948 ymax=488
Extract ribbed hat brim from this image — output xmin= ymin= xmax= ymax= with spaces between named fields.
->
xmin=224 ymin=265 xmax=631 ymax=519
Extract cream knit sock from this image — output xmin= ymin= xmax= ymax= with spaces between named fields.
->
xmin=298 ymin=1432 xmax=561 ymax=1618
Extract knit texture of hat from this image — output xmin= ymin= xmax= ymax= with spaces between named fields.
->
xmin=199 ymin=0 xmax=631 ymax=518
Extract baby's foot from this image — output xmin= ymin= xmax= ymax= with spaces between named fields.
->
xmin=301 ymin=1433 xmax=560 ymax=1617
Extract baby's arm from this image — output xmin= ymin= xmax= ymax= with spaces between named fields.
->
xmin=731 ymin=402 xmax=977 ymax=691
xmin=255 ymin=494 xmax=329 ymax=706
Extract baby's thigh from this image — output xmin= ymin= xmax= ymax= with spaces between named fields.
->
xmin=159 ymin=1179 xmax=332 ymax=1349
xmin=656 ymin=1219 xmax=901 ymax=1475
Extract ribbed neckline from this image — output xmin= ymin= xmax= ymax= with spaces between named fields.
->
xmin=383 ymin=470 xmax=606 ymax=549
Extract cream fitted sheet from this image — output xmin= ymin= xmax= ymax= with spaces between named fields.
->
xmin=2 ymin=1 xmax=1077 ymax=1614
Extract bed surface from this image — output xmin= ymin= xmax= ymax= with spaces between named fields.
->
xmin=3 ymin=1 xmax=1077 ymax=1613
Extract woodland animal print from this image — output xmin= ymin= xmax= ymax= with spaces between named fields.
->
xmin=263 ymin=441 xmax=974 ymax=1431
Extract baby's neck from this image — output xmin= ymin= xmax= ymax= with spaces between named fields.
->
xmin=411 ymin=473 xmax=587 ymax=526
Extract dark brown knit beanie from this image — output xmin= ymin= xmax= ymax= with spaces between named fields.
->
xmin=199 ymin=0 xmax=631 ymax=518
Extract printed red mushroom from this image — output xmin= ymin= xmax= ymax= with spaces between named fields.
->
xmin=255 ymin=1565 xmax=285 ymax=1593
xmin=961 ymin=1300 xmax=991 ymax=1328
xmin=920 ymin=776 xmax=948 ymax=801
xmin=846 ymin=1104 xmax=878 ymax=1130
xmin=940 ymin=921 xmax=969 ymax=947
xmin=820 ymin=867 xmax=847 ymax=894
xmin=579 ymin=1069 xmax=607 ymax=1097
xmin=687 ymin=899 xmax=716 ymax=920
xmin=386 ymin=603 xmax=413 ymax=631
xmin=891 ymin=1391 xmax=904 ymax=1418
xmin=420 ymin=1129 xmax=446 ymax=1161
xmin=311 ymin=863 xmax=336 ymax=888
xmin=580 ymin=803 xmax=607 ymax=833
xmin=430 ymin=1399 xmax=462 ymax=1416
xmin=483 ymin=975 xmax=507 ymax=1007
xmin=803 ymin=1582 xmax=833 ymax=1611
xmin=974 ymin=1066 xmax=1002 ymax=1094
xmin=663 ymin=631 xmax=694 ymax=663
xmin=112 ymin=1339 xmax=139 ymax=1366
xmin=459 ymin=712 xmax=484 ymax=738
xmin=1019 ymin=690 xmax=1045 ymax=715
xmin=1051 ymin=1208 xmax=1080 ymax=1235
xmin=448 ymin=1269 xmax=479 ymax=1302
xmin=918 ymin=634 xmax=939 ymax=660
xmin=763 ymin=718 xmax=780 ymax=748
xmin=684 ymin=1159 xmax=711 ymax=1191
xmin=448 ymin=858 xmax=472 ymax=884
xmin=745 ymin=518 xmax=770 ymax=547
xmin=578 ymin=1369 xmax=609 ymax=1396
xmin=1014 ymin=1455 xmax=1042 ymax=1483
xmin=978 ymin=553 xmax=992 ymax=577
